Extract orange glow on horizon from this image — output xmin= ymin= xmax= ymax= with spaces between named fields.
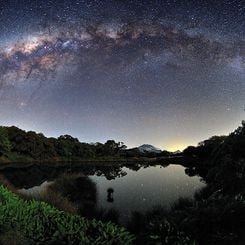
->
xmin=161 ymin=139 xmax=192 ymax=152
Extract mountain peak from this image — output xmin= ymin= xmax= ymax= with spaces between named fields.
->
xmin=138 ymin=144 xmax=162 ymax=154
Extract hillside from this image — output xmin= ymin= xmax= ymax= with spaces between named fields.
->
xmin=0 ymin=126 xmax=128 ymax=162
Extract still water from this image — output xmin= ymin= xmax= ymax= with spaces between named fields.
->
xmin=17 ymin=164 xmax=205 ymax=223
xmin=90 ymin=165 xmax=204 ymax=222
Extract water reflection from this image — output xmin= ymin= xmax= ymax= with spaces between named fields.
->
xmin=1 ymin=164 xmax=205 ymax=224
xmin=19 ymin=181 xmax=53 ymax=196
xmin=90 ymin=165 xmax=205 ymax=223
xmin=107 ymin=188 xmax=114 ymax=203
xmin=0 ymin=164 xmax=128 ymax=189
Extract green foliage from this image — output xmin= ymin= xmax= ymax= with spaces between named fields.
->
xmin=128 ymin=207 xmax=195 ymax=245
xmin=0 ymin=126 xmax=128 ymax=161
xmin=146 ymin=218 xmax=194 ymax=245
xmin=201 ymin=122 xmax=245 ymax=193
xmin=170 ymin=193 xmax=245 ymax=245
xmin=0 ymin=127 xmax=12 ymax=156
xmin=178 ymin=121 xmax=245 ymax=244
xmin=0 ymin=185 xmax=134 ymax=244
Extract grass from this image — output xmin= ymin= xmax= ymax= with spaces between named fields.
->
xmin=0 ymin=184 xmax=134 ymax=244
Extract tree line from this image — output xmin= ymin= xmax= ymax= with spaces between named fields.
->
xmin=0 ymin=126 xmax=128 ymax=161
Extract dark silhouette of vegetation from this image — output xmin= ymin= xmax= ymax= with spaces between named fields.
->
xmin=183 ymin=121 xmax=245 ymax=194
xmin=47 ymin=174 xmax=98 ymax=218
xmin=91 ymin=121 xmax=245 ymax=245
xmin=127 ymin=207 xmax=194 ymax=245
xmin=163 ymin=121 xmax=245 ymax=244
xmin=0 ymin=126 xmax=130 ymax=162
xmin=0 ymin=126 xmax=176 ymax=163
xmin=0 ymin=127 xmax=12 ymax=157
xmin=1 ymin=122 xmax=245 ymax=244
xmin=183 ymin=135 xmax=227 ymax=159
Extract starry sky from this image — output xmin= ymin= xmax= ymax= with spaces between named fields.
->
xmin=0 ymin=0 xmax=244 ymax=151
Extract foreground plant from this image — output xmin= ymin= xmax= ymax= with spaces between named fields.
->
xmin=0 ymin=185 xmax=134 ymax=244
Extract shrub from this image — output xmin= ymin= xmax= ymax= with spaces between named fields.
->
xmin=0 ymin=185 xmax=134 ymax=244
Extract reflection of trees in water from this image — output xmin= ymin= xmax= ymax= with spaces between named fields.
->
xmin=2 ymin=164 xmax=130 ymax=189
xmin=2 ymin=162 xmax=171 ymax=189
xmin=96 ymin=167 xmax=127 ymax=180
xmin=125 ymin=164 xmax=142 ymax=172
xmin=47 ymin=173 xmax=97 ymax=218
xmin=48 ymin=174 xmax=122 ymax=224
xmin=185 ymin=167 xmax=208 ymax=178
xmin=45 ymin=174 xmax=120 ymax=224
xmin=8 ymin=164 xmax=241 ymax=244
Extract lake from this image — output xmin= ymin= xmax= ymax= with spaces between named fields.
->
xmin=90 ymin=165 xmax=205 ymax=223
xmin=2 ymin=163 xmax=205 ymax=224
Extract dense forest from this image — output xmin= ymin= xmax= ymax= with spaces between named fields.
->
xmin=1 ymin=122 xmax=245 ymax=244
xmin=183 ymin=120 xmax=245 ymax=195
xmin=0 ymin=126 xmax=129 ymax=162
xmin=0 ymin=126 xmax=174 ymax=162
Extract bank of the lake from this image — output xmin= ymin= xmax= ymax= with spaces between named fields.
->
xmin=0 ymin=184 xmax=134 ymax=244
xmin=0 ymin=163 xmax=201 ymax=245
xmin=0 ymin=155 xmax=199 ymax=171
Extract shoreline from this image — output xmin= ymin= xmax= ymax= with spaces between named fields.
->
xmin=0 ymin=156 xmax=198 ymax=170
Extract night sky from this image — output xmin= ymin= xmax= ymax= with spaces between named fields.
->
xmin=0 ymin=0 xmax=244 ymax=151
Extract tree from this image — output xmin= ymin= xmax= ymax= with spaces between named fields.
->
xmin=0 ymin=127 xmax=12 ymax=156
xmin=103 ymin=140 xmax=126 ymax=156
xmin=183 ymin=146 xmax=197 ymax=157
